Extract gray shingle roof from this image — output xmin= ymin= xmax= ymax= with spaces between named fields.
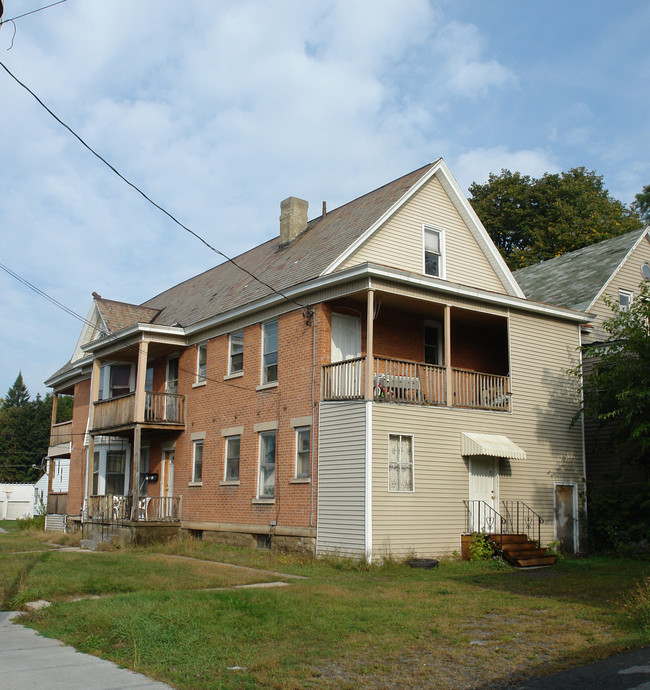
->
xmin=141 ymin=162 xmax=438 ymax=327
xmin=513 ymin=228 xmax=647 ymax=311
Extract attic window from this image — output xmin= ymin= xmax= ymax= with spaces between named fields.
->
xmin=423 ymin=225 xmax=444 ymax=278
xmin=619 ymin=289 xmax=633 ymax=309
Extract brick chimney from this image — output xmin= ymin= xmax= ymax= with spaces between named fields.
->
xmin=279 ymin=197 xmax=308 ymax=247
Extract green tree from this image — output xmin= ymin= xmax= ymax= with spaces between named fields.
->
xmin=581 ymin=280 xmax=650 ymax=461
xmin=632 ymin=184 xmax=650 ymax=225
xmin=469 ymin=167 xmax=643 ymax=269
xmin=2 ymin=372 xmax=30 ymax=408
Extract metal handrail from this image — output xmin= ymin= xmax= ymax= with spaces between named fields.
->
xmin=502 ymin=500 xmax=544 ymax=548
xmin=463 ymin=499 xmax=506 ymax=551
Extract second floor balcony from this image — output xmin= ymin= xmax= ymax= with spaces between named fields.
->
xmin=91 ymin=391 xmax=186 ymax=434
xmin=322 ymin=356 xmax=510 ymax=412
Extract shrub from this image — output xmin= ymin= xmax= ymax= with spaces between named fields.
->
xmin=468 ymin=533 xmax=493 ymax=561
xmin=16 ymin=515 xmax=45 ymax=531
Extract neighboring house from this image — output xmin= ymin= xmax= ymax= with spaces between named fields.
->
xmin=0 ymin=483 xmax=44 ymax=520
xmin=513 ymin=227 xmax=650 ymax=489
xmin=45 ymin=159 xmax=588 ymax=559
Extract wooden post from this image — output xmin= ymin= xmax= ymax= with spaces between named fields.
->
xmin=365 ymin=289 xmax=375 ymax=401
xmin=444 ymin=305 xmax=452 ymax=407
xmin=131 ymin=424 xmax=142 ymax=521
xmin=134 ymin=340 xmax=149 ymax=424
xmin=86 ymin=358 xmax=102 ymax=507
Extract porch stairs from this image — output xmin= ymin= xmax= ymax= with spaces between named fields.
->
xmin=492 ymin=533 xmax=556 ymax=568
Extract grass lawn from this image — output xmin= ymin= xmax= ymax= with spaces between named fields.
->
xmin=2 ymin=530 xmax=650 ymax=689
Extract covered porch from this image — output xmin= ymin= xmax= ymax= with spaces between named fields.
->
xmin=321 ymin=287 xmax=511 ymax=411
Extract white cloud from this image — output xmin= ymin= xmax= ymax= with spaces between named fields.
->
xmin=452 ymin=147 xmax=560 ymax=193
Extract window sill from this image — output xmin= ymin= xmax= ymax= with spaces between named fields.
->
xmin=192 ymin=380 xmax=207 ymax=388
xmin=224 ymin=372 xmax=243 ymax=380
xmin=220 ymin=480 xmax=240 ymax=487
xmin=188 ymin=481 xmax=203 ymax=487
xmin=256 ymin=382 xmax=278 ymax=391
xmin=290 ymin=478 xmax=311 ymax=484
xmin=252 ymin=497 xmax=275 ymax=505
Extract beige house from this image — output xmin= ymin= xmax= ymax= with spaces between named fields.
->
xmin=46 ymin=159 xmax=587 ymax=559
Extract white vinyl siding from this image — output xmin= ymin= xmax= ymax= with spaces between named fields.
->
xmin=317 ymin=401 xmax=367 ymax=557
xmin=339 ymin=175 xmax=507 ymax=293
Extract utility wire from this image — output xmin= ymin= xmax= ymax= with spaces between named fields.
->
xmin=0 ymin=61 xmax=308 ymax=312
xmin=1 ymin=0 xmax=69 ymax=24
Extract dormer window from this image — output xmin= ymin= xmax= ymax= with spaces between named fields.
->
xmin=424 ymin=226 xmax=444 ymax=278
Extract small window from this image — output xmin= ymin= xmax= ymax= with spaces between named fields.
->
xmin=424 ymin=226 xmax=443 ymax=278
xmin=619 ymin=289 xmax=633 ymax=309
xmin=295 ymin=427 xmax=310 ymax=478
xmin=225 ymin=436 xmax=240 ymax=481
xmin=229 ymin=330 xmax=244 ymax=374
xmin=192 ymin=440 xmax=204 ymax=483
xmin=197 ymin=343 xmax=207 ymax=383
xmin=258 ymin=431 xmax=276 ymax=497
xmin=262 ymin=321 xmax=278 ymax=384
xmin=92 ymin=451 xmax=100 ymax=495
xmin=388 ymin=434 xmax=414 ymax=492
xmin=106 ymin=450 xmax=127 ymax=495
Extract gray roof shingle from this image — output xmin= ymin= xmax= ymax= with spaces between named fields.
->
xmin=141 ymin=162 xmax=437 ymax=326
xmin=513 ymin=228 xmax=647 ymax=311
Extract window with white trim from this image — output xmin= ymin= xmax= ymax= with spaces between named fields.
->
xmin=192 ymin=439 xmax=203 ymax=483
xmin=388 ymin=434 xmax=414 ymax=492
xmin=258 ymin=431 xmax=276 ymax=497
xmin=196 ymin=343 xmax=207 ymax=383
xmin=619 ymin=289 xmax=633 ymax=309
xmin=229 ymin=330 xmax=244 ymax=374
xmin=295 ymin=427 xmax=310 ymax=478
xmin=224 ymin=436 xmax=240 ymax=481
xmin=262 ymin=320 xmax=278 ymax=384
xmin=423 ymin=226 xmax=443 ymax=278
xmin=98 ymin=363 xmax=134 ymax=400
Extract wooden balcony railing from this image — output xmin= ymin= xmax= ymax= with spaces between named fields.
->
xmin=47 ymin=493 xmax=68 ymax=515
xmin=91 ymin=392 xmax=185 ymax=431
xmin=322 ymin=357 xmax=510 ymax=412
xmin=49 ymin=420 xmax=73 ymax=447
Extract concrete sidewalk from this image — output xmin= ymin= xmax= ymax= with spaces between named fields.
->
xmin=0 ymin=611 xmax=172 ymax=689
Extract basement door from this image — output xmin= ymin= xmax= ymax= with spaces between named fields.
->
xmin=554 ymin=483 xmax=577 ymax=554
xmin=469 ymin=457 xmax=499 ymax=532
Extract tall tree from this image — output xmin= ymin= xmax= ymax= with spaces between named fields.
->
xmin=580 ymin=280 xmax=650 ymax=461
xmin=469 ymin=167 xmax=643 ymax=269
xmin=3 ymin=372 xmax=30 ymax=408
xmin=632 ymin=184 xmax=650 ymax=225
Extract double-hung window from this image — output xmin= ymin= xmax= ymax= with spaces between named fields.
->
xmin=262 ymin=320 xmax=278 ymax=384
xmin=224 ymin=436 xmax=240 ymax=482
xmin=388 ymin=434 xmax=414 ymax=492
xmin=229 ymin=330 xmax=244 ymax=375
xmin=295 ymin=427 xmax=310 ymax=478
xmin=423 ymin=226 xmax=443 ymax=278
xmin=196 ymin=343 xmax=207 ymax=383
xmin=192 ymin=439 xmax=204 ymax=483
xmin=258 ymin=431 xmax=276 ymax=497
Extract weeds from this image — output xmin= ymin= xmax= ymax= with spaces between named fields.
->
xmin=625 ymin=575 xmax=650 ymax=629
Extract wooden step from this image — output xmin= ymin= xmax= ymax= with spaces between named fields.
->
xmin=509 ymin=554 xmax=557 ymax=567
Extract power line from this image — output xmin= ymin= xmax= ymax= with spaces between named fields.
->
xmin=0 ymin=61 xmax=308 ymax=312
xmin=1 ymin=0 xmax=69 ymax=24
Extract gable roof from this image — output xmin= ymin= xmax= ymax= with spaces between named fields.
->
xmin=96 ymin=298 xmax=161 ymax=333
xmin=513 ymin=227 xmax=649 ymax=311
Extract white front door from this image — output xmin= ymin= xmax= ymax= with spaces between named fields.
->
xmin=469 ymin=457 xmax=498 ymax=532
xmin=331 ymin=313 xmax=362 ymax=362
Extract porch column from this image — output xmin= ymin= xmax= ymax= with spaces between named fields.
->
xmin=131 ymin=424 xmax=142 ymax=521
xmin=48 ymin=394 xmax=58 ymax=496
xmin=86 ymin=358 xmax=102 ymax=508
xmin=365 ymin=289 xmax=375 ymax=401
xmin=444 ymin=304 xmax=452 ymax=407
xmin=134 ymin=340 xmax=149 ymax=423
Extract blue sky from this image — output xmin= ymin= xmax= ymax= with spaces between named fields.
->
xmin=1 ymin=0 xmax=649 ymax=398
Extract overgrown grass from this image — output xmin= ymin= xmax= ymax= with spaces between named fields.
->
xmin=3 ymin=530 xmax=650 ymax=688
